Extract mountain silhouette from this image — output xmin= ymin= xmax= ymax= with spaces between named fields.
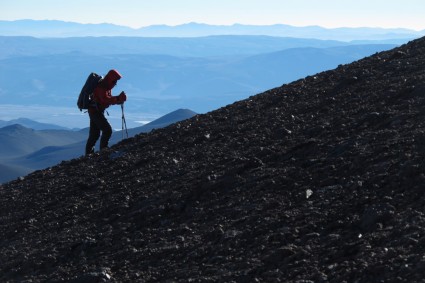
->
xmin=0 ymin=124 xmax=86 ymax=159
xmin=1 ymin=37 xmax=425 ymax=282
xmin=124 ymin=108 xmax=197 ymax=135
xmin=0 ymin=118 xmax=70 ymax=130
xmin=1 ymin=20 xmax=423 ymax=40
xmin=0 ymin=109 xmax=197 ymax=184
xmin=0 ymin=39 xmax=398 ymax=117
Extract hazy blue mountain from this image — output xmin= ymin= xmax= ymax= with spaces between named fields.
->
xmin=10 ymin=143 xmax=84 ymax=172
xmin=0 ymin=163 xmax=30 ymax=183
xmin=0 ymin=43 xmax=397 ymax=118
xmin=137 ymin=22 xmax=424 ymax=41
xmin=0 ymin=124 xmax=87 ymax=159
xmin=0 ymin=35 xmax=362 ymax=59
xmin=117 ymin=108 xmax=198 ymax=141
xmin=0 ymin=118 xmax=69 ymax=130
xmin=0 ymin=20 xmax=423 ymax=41
xmin=221 ymin=44 xmax=398 ymax=88
xmin=0 ymin=20 xmax=131 ymax=37
xmin=140 ymin=108 xmax=197 ymax=128
xmin=0 ymin=108 xmax=196 ymax=184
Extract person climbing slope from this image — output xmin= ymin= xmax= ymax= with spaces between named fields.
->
xmin=85 ymin=69 xmax=127 ymax=155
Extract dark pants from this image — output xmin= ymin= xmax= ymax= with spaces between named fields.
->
xmin=85 ymin=110 xmax=112 ymax=155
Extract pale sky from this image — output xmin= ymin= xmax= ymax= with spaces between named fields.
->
xmin=1 ymin=0 xmax=424 ymax=30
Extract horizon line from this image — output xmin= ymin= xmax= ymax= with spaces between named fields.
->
xmin=2 ymin=19 xmax=424 ymax=32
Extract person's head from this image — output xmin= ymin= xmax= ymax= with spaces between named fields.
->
xmin=104 ymin=69 xmax=122 ymax=89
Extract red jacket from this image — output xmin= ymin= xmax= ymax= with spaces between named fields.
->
xmin=89 ymin=69 xmax=124 ymax=113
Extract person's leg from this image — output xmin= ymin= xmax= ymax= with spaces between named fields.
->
xmin=85 ymin=113 xmax=101 ymax=155
xmin=97 ymin=113 xmax=113 ymax=150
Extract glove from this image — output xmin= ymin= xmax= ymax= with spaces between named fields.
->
xmin=117 ymin=91 xmax=127 ymax=104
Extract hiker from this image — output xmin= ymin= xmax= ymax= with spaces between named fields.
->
xmin=85 ymin=69 xmax=127 ymax=155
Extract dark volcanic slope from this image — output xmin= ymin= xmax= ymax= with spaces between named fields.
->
xmin=2 ymin=37 xmax=425 ymax=282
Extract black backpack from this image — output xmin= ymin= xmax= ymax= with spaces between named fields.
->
xmin=77 ymin=72 xmax=103 ymax=111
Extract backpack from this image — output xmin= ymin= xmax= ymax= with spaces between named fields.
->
xmin=77 ymin=72 xmax=103 ymax=111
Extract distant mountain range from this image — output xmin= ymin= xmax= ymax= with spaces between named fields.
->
xmin=1 ymin=20 xmax=424 ymax=41
xmin=0 ymin=109 xmax=197 ymax=184
xmin=0 ymin=39 xmax=398 ymax=119
xmin=0 ymin=35 xmax=403 ymax=59
xmin=0 ymin=118 xmax=71 ymax=130
xmin=0 ymin=21 xmax=415 ymax=129
xmin=0 ymin=124 xmax=87 ymax=159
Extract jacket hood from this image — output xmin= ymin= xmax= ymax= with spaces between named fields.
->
xmin=104 ymin=69 xmax=122 ymax=89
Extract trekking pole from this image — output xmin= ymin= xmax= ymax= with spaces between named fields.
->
xmin=121 ymin=103 xmax=128 ymax=140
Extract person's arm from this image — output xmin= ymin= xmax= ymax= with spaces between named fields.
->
xmin=94 ymin=88 xmax=125 ymax=107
